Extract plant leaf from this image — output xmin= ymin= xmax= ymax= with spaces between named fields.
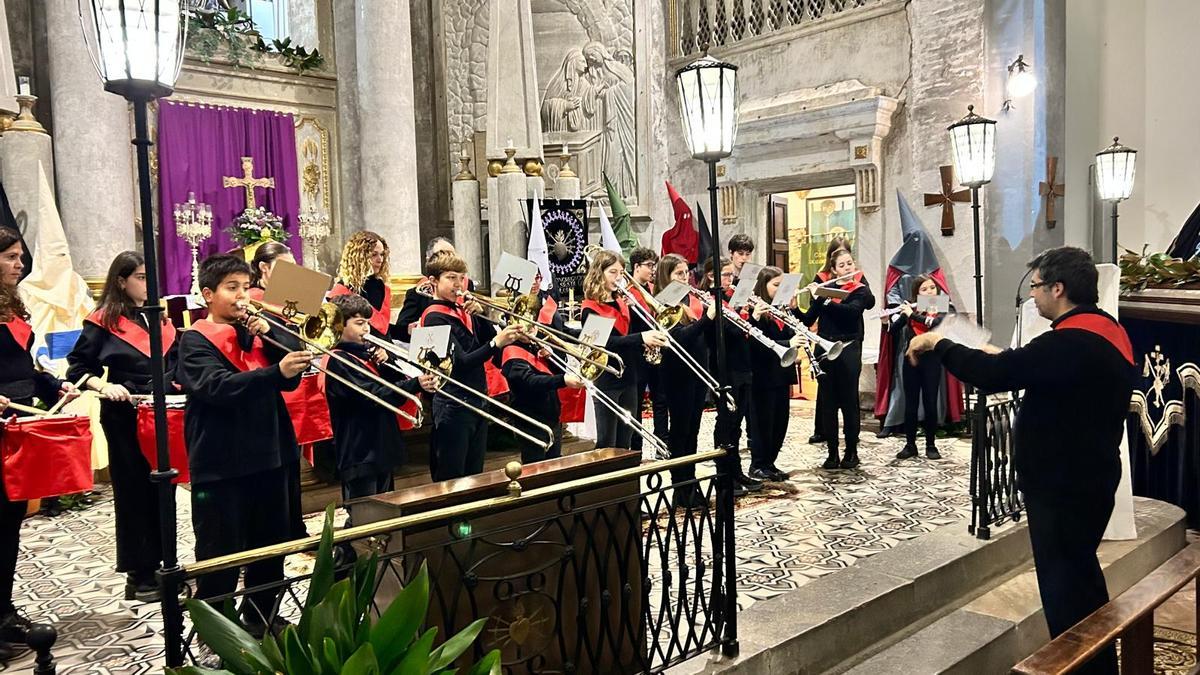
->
xmin=261 ymin=631 xmax=286 ymax=671
xmin=354 ymin=553 xmax=378 ymax=619
xmin=390 ymin=627 xmax=437 ymax=674
xmin=462 ymin=650 xmax=502 ymax=675
xmin=301 ymin=504 xmax=338 ymax=639
xmin=164 ymin=668 xmax=238 ymax=675
xmin=281 ymin=624 xmax=318 ymax=675
xmin=342 ymin=642 xmax=381 ymax=675
xmin=182 ymin=599 xmax=270 ymax=675
xmin=321 ymin=635 xmax=341 ymax=673
xmin=371 ymin=562 xmax=429 ymax=668
xmin=428 ymin=618 xmax=487 ymax=672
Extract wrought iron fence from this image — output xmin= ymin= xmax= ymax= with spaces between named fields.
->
xmin=158 ymin=450 xmax=737 ymax=673
xmin=969 ymin=394 xmax=1023 ymax=540
xmin=671 ymin=0 xmax=882 ymax=57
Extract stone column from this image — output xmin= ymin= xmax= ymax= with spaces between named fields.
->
xmin=0 ymin=96 xmax=54 ymax=251
xmin=44 ymin=0 xmax=135 ymax=279
xmin=490 ymin=149 xmax=527 ymax=283
xmin=332 ymin=0 xmax=363 ymax=240
xmin=451 ymin=152 xmax=485 ymax=285
xmin=0 ymin=0 xmax=18 ymax=117
xmin=355 ymin=0 xmax=421 ymax=274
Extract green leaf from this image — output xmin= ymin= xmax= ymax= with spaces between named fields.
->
xmin=300 ymin=504 xmax=338 ymax=639
xmin=462 ymin=650 xmax=502 ymax=675
xmin=261 ymin=632 xmax=286 ymax=671
xmin=164 ymin=668 xmax=237 ymax=675
xmin=342 ymin=643 xmax=381 ymax=675
xmin=281 ymin=624 xmax=318 ymax=675
xmin=428 ymin=618 xmax=487 ymax=672
xmin=371 ymin=563 xmax=429 ymax=667
xmin=390 ymin=627 xmax=437 ymax=674
xmin=182 ymin=599 xmax=270 ymax=675
xmin=353 ymin=553 xmax=378 ymax=619
xmin=321 ymin=636 xmax=341 ymax=673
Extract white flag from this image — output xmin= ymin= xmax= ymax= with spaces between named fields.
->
xmin=527 ymin=200 xmax=553 ymax=291
xmin=598 ymin=203 xmax=621 ymax=254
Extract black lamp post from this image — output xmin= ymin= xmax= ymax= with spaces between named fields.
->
xmin=1095 ymin=137 xmax=1138 ymax=265
xmin=675 ymin=48 xmax=739 ymax=658
xmin=79 ymin=0 xmax=186 ymax=652
xmin=947 ymin=105 xmax=996 ymax=327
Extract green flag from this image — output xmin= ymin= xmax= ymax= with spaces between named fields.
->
xmin=603 ymin=173 xmax=639 ymax=258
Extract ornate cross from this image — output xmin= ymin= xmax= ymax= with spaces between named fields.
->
xmin=1039 ymin=156 xmax=1065 ymax=229
xmin=924 ymin=165 xmax=971 ymax=236
xmin=222 ymin=156 xmax=275 ymax=211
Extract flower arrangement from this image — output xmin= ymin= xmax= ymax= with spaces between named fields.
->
xmin=226 ymin=207 xmax=287 ymax=246
xmin=1120 ymin=245 xmax=1200 ymax=293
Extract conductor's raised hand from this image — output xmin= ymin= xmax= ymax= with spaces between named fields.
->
xmin=279 ymin=350 xmax=314 ymax=378
xmin=906 ymin=332 xmax=942 ymax=366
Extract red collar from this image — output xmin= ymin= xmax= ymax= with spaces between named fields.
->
xmin=581 ymin=297 xmax=630 ymax=335
xmin=684 ymin=294 xmax=704 ymax=321
xmin=421 ymin=301 xmax=474 ymax=334
xmin=627 ymin=284 xmax=653 ymax=313
xmin=501 ymin=344 xmax=552 ymax=375
xmin=1053 ymin=311 xmax=1134 ymax=365
xmin=0 ymin=316 xmax=32 ymax=351
xmin=85 ymin=310 xmax=177 ymax=358
xmin=330 ymin=281 xmax=392 ymax=334
xmin=189 ymin=320 xmax=271 ymax=372
xmin=538 ymin=294 xmax=559 ymax=325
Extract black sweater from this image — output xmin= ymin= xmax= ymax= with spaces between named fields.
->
xmin=750 ymin=315 xmax=798 ymax=387
xmin=704 ymin=294 xmax=754 ymax=386
xmin=0 ymin=321 xmax=60 ymax=404
xmin=931 ymin=306 xmax=1135 ymax=496
xmin=66 ymin=317 xmax=179 ymax=395
xmin=420 ymin=300 xmax=499 ymax=411
xmin=581 ymin=298 xmax=651 ymax=391
xmin=324 ymin=341 xmax=424 ymax=479
xmin=799 ymin=282 xmax=876 ymax=342
xmin=394 ymin=279 xmax=477 ymax=343
xmin=500 ymin=343 xmax=565 ymax=426
xmin=176 ymin=323 xmax=301 ymax=484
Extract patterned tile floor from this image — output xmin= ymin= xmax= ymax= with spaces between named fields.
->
xmin=2 ymin=400 xmax=975 ymax=672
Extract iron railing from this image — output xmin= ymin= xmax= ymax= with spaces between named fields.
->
xmin=159 ymin=450 xmax=738 ymax=673
xmin=969 ymin=393 xmax=1023 ymax=540
xmin=671 ymin=0 xmax=885 ymax=58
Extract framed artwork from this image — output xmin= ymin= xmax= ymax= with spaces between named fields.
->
xmin=806 ymin=193 xmax=856 ymax=238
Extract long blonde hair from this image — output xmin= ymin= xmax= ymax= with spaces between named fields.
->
xmin=336 ymin=231 xmax=389 ymax=290
xmin=583 ymin=249 xmax=623 ymax=302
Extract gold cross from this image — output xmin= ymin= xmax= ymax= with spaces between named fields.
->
xmin=1039 ymin=156 xmax=1065 ymax=229
xmin=222 ymin=156 xmax=275 ymax=211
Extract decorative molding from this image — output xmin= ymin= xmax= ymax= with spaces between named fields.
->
xmin=1129 ymin=362 xmax=1200 ymax=455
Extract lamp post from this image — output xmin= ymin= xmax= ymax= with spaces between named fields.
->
xmin=1095 ymin=137 xmax=1138 ymax=265
xmin=947 ymin=105 xmax=996 ymax=327
xmin=79 ymin=0 xmax=186 ymax=663
xmin=675 ymin=48 xmax=739 ymax=658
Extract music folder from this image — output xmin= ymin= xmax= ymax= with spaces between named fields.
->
xmin=262 ymin=260 xmax=333 ymax=316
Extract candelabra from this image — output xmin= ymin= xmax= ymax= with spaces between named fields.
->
xmin=298 ymin=204 xmax=331 ymax=271
xmin=173 ymin=192 xmax=212 ymax=296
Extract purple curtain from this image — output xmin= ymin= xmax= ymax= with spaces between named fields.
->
xmin=157 ymin=101 xmax=302 ymax=295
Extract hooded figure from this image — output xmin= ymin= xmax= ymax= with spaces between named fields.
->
xmin=874 ymin=191 xmax=964 ymax=427
xmin=661 ymin=181 xmax=698 ymax=264
xmin=1166 ymin=201 xmax=1200 ymax=261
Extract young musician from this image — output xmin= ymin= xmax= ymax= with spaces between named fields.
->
xmin=809 ymin=236 xmax=852 ymax=445
xmin=248 ymin=241 xmax=294 ymax=301
xmin=727 ymin=234 xmax=754 ymax=281
xmin=656 ymin=253 xmax=715 ymax=507
xmin=176 ymin=254 xmax=313 ymax=636
xmin=704 ymin=257 xmax=763 ymax=495
xmin=580 ymin=249 xmax=668 ymax=450
xmin=0 ymin=229 xmax=74 ymax=659
xmin=892 ymin=275 xmax=950 ymax=460
xmin=420 ymin=253 xmax=523 ymax=480
xmin=500 ymin=336 xmax=585 ymax=464
xmin=748 ymin=266 xmax=799 ymax=482
xmin=323 ymin=294 xmax=437 ymax=516
xmin=800 ymin=249 xmax=875 ymax=470
xmin=625 ymin=247 xmax=665 ymax=448
xmin=66 ymin=251 xmax=178 ymax=603
xmin=331 ymin=231 xmax=394 ymax=337
xmin=395 ymin=237 xmax=473 ymax=342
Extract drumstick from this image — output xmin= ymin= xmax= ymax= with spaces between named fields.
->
xmin=4 ymin=401 xmax=47 ymax=416
xmin=45 ymin=374 xmax=89 ymax=416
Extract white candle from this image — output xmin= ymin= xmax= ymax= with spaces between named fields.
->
xmin=507 ymin=138 xmax=514 ymax=149
xmin=16 ymin=76 xmax=30 ymax=96
xmin=561 ymin=142 xmax=569 ymax=156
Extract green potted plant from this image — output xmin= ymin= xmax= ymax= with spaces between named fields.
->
xmin=165 ymin=506 xmax=501 ymax=674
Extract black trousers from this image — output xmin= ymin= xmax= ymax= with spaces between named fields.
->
xmin=649 ymin=369 xmax=669 ymax=443
xmin=431 ymin=404 xmax=487 ymax=481
xmin=192 ymin=467 xmax=290 ymax=622
xmin=666 ymin=379 xmax=706 ymax=484
xmin=337 ymin=469 xmax=395 ymax=568
xmin=714 ymin=380 xmax=753 ymax=452
xmin=595 ymin=384 xmax=638 ymax=450
xmin=100 ymin=402 xmax=162 ymax=574
xmin=750 ymin=385 xmax=790 ymax=471
xmin=902 ymin=352 xmax=942 ymax=445
xmin=817 ymin=341 xmax=862 ymax=453
xmin=1024 ymin=489 xmax=1117 ymax=675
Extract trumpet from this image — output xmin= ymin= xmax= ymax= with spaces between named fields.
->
xmin=244 ymin=300 xmax=424 ymax=426
xmin=752 ymin=298 xmax=851 ymax=378
xmin=689 ymin=291 xmax=799 ymax=368
xmin=363 ymin=334 xmax=556 ymax=452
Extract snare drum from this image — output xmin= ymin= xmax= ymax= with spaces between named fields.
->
xmin=1 ymin=414 xmax=94 ymax=501
xmin=136 ymin=402 xmax=188 ymax=484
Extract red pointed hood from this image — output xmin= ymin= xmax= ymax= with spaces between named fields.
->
xmin=661 ymin=181 xmax=699 ymax=263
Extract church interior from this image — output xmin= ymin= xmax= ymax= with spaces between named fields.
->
xmin=0 ymin=0 xmax=1198 ymax=673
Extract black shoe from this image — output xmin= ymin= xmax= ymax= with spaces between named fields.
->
xmin=124 ymin=571 xmax=160 ymax=603
xmin=821 ymin=452 xmax=840 ymax=470
xmin=807 ymin=433 xmax=826 ymax=444
xmin=840 ymin=451 xmax=861 ymax=470
xmin=895 ymin=443 xmax=918 ymax=460
xmin=732 ymin=482 xmax=749 ymax=498
xmin=735 ymin=473 xmax=764 ymax=492
xmin=672 ymin=486 xmax=707 ymax=510
xmin=925 ymin=445 xmax=943 ymax=460
xmin=876 ymin=428 xmax=893 ymax=439
xmin=767 ymin=466 xmax=790 ymax=481
xmin=0 ymin=639 xmax=13 ymax=662
xmin=242 ymin=615 xmax=290 ymax=640
xmin=0 ymin=609 xmax=33 ymax=644
xmin=747 ymin=467 xmax=775 ymax=482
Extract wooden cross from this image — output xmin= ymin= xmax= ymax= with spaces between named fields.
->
xmin=1039 ymin=156 xmax=1065 ymax=229
xmin=923 ymin=165 xmax=971 ymax=236
xmin=222 ymin=156 xmax=275 ymax=211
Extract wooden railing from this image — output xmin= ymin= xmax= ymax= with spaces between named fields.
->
xmin=1012 ymin=542 xmax=1200 ymax=674
xmin=670 ymin=0 xmax=885 ymax=58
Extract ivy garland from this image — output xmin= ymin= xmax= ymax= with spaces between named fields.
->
xmin=186 ymin=5 xmax=325 ymax=74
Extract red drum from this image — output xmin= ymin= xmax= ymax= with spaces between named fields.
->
xmin=282 ymin=372 xmax=333 ymax=446
xmin=558 ymin=388 xmax=586 ymax=423
xmin=2 ymin=414 xmax=94 ymax=501
xmin=136 ymin=403 xmax=189 ymax=484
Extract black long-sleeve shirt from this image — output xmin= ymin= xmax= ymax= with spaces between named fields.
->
xmin=751 ymin=315 xmax=798 ymax=387
xmin=0 ymin=320 xmax=60 ymax=404
xmin=581 ymin=298 xmax=651 ymax=391
xmin=324 ymin=341 xmax=423 ymax=479
xmin=66 ymin=316 xmax=179 ymax=394
xmin=420 ymin=299 xmax=499 ymax=410
xmin=500 ymin=343 xmax=565 ymax=426
xmin=930 ymin=305 xmax=1135 ymax=496
xmin=799 ymin=281 xmax=876 ymax=342
xmin=704 ymin=292 xmax=754 ymax=386
xmin=176 ymin=322 xmax=301 ymax=484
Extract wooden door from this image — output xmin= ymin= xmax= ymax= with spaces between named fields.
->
xmin=768 ymin=195 xmax=789 ymax=270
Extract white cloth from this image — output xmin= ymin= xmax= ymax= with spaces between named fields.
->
xmin=565 ymin=389 xmax=598 ymax=442
xmin=597 ymin=205 xmax=621 ymax=254
xmin=526 ymin=199 xmax=553 ymax=291
xmin=1007 ymin=264 xmax=1135 ymax=540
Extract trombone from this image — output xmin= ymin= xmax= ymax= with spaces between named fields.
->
xmin=688 ymin=290 xmax=799 ymax=368
xmin=244 ymin=300 xmax=424 ymax=426
xmin=363 ymin=334 xmax=555 ymax=452
xmin=752 ymin=298 xmax=851 ymax=379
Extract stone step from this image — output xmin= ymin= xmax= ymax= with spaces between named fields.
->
xmin=838 ymin=498 xmax=1186 ymax=674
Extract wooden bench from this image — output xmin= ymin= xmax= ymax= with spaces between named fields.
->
xmin=1012 ymin=542 xmax=1200 ymax=674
